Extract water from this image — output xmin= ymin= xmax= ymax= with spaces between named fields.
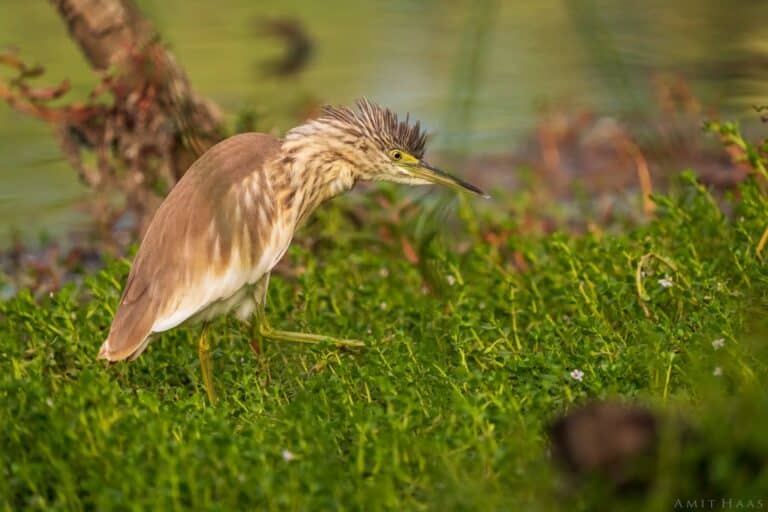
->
xmin=1 ymin=0 xmax=766 ymax=242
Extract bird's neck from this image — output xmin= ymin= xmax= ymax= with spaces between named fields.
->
xmin=278 ymin=120 xmax=362 ymax=225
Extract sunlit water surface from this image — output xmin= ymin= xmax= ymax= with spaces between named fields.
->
xmin=1 ymin=0 xmax=766 ymax=241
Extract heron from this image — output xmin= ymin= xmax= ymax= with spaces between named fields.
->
xmin=98 ymin=98 xmax=486 ymax=403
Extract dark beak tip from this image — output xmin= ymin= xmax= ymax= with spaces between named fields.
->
xmin=467 ymin=185 xmax=490 ymax=199
xmin=416 ymin=160 xmax=489 ymax=199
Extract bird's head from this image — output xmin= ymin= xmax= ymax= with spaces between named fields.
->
xmin=317 ymin=99 xmax=488 ymax=197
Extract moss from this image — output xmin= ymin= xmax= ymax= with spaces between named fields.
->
xmin=1 ymin=175 xmax=766 ymax=510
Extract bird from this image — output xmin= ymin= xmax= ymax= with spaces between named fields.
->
xmin=98 ymin=98 xmax=487 ymax=404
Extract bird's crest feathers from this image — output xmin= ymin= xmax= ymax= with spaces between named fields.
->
xmin=320 ymin=98 xmax=428 ymax=158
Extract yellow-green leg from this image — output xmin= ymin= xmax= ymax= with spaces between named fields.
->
xmin=256 ymin=320 xmax=365 ymax=348
xmin=251 ymin=274 xmax=365 ymax=349
xmin=198 ymin=323 xmax=218 ymax=405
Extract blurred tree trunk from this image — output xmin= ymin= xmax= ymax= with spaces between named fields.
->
xmin=0 ymin=0 xmax=224 ymax=239
xmin=43 ymin=0 xmax=224 ymax=237
xmin=51 ymin=0 xmax=222 ymax=178
xmin=51 ymin=0 xmax=155 ymax=72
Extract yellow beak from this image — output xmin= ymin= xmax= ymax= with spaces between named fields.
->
xmin=408 ymin=161 xmax=489 ymax=198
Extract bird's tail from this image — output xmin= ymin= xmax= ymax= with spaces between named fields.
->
xmin=98 ymin=296 xmax=156 ymax=362
xmin=98 ymin=334 xmax=153 ymax=361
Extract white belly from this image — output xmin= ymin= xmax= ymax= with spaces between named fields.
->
xmin=150 ymin=219 xmax=294 ymax=333
xmin=192 ymin=283 xmax=259 ymax=324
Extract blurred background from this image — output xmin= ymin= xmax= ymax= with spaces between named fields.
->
xmin=1 ymin=0 xmax=767 ymax=241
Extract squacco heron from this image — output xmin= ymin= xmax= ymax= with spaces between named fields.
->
xmin=99 ymin=99 xmax=486 ymax=403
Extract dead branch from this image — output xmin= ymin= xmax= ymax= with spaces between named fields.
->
xmin=0 ymin=0 xmax=225 ymax=240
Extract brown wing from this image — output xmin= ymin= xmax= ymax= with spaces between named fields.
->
xmin=99 ymin=133 xmax=282 ymax=361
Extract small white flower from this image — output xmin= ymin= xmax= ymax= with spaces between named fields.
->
xmin=658 ymin=277 xmax=674 ymax=288
xmin=713 ymin=366 xmax=723 ymax=377
xmin=712 ymin=338 xmax=725 ymax=350
xmin=378 ymin=267 xmax=389 ymax=278
xmin=366 ymin=327 xmax=372 ymax=334
xmin=479 ymin=302 xmax=486 ymax=310
xmin=281 ymin=450 xmax=296 ymax=462
xmin=570 ymin=369 xmax=584 ymax=382
xmin=446 ymin=275 xmax=456 ymax=286
xmin=379 ymin=302 xmax=387 ymax=310
xmin=45 ymin=398 xmax=54 ymax=407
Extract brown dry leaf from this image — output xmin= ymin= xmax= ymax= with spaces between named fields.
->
xmin=512 ymin=250 xmax=529 ymax=273
xmin=22 ymin=79 xmax=70 ymax=101
xmin=400 ymin=235 xmax=419 ymax=264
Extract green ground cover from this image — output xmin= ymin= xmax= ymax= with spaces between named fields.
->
xmin=1 ymin=171 xmax=767 ymax=510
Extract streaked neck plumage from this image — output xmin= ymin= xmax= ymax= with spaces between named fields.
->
xmin=276 ymin=118 xmax=365 ymax=226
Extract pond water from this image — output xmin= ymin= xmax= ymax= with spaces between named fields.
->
xmin=1 ymin=0 xmax=766 ymax=242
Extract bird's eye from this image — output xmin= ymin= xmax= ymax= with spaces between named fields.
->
xmin=391 ymin=150 xmax=403 ymax=161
